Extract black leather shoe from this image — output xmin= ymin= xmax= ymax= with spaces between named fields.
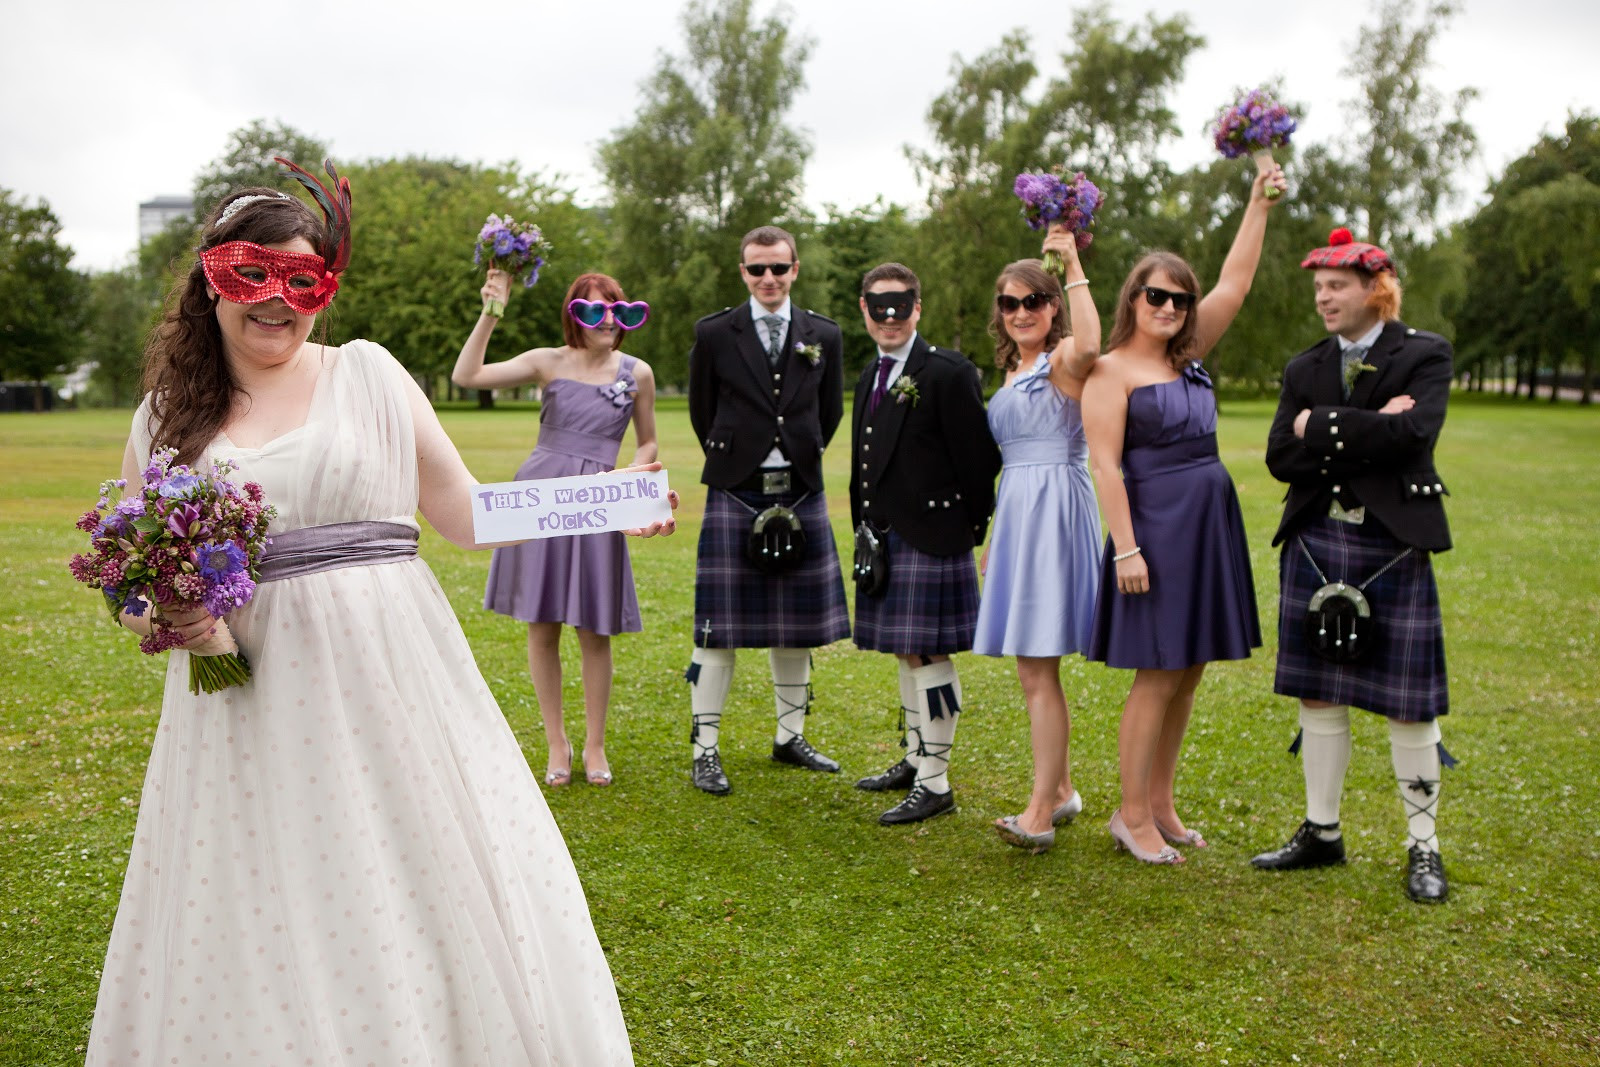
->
xmin=771 ymin=735 xmax=840 ymax=773
xmin=855 ymin=758 xmax=915 ymax=792
xmin=878 ymin=783 xmax=956 ymax=825
xmin=691 ymin=752 xmax=731 ymax=795
xmin=1406 ymin=846 xmax=1448 ymax=902
xmin=1250 ymin=819 xmax=1347 ymax=870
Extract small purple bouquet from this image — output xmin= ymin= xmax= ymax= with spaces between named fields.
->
xmin=473 ymin=213 xmax=554 ymax=317
xmin=1211 ymin=89 xmax=1297 ymax=200
xmin=68 ymin=448 xmax=277 ymax=694
xmin=1012 ymin=168 xmax=1102 ymax=279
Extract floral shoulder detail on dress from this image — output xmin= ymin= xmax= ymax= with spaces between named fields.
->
xmin=600 ymin=373 xmax=637 ymax=408
xmin=1014 ymin=353 xmax=1056 ymax=394
xmin=1182 ymin=361 xmax=1214 ymax=389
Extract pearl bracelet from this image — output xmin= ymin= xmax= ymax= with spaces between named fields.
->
xmin=1113 ymin=546 xmax=1142 ymax=562
xmin=1063 ymin=279 xmax=1090 ymax=291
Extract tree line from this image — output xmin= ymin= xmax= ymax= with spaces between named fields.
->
xmin=2 ymin=0 xmax=1595 ymax=409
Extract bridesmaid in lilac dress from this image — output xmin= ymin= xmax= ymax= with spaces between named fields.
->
xmin=453 ymin=271 xmax=658 ymax=787
xmin=1082 ymin=164 xmax=1286 ymax=864
xmin=973 ymin=229 xmax=1103 ymax=854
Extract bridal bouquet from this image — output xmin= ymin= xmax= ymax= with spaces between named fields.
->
xmin=473 ymin=213 xmax=554 ymax=316
xmin=1211 ymin=88 xmax=1297 ymax=199
xmin=1012 ymin=168 xmax=1102 ymax=279
xmin=68 ymin=448 xmax=276 ymax=694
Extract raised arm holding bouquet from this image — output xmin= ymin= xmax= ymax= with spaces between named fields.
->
xmin=1212 ymin=88 xmax=1297 ymax=199
xmin=474 ymin=212 xmax=553 ymax=316
xmin=1013 ymin=168 xmax=1102 ymax=280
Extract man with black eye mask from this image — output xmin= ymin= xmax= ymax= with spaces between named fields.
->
xmin=849 ymin=262 xmax=1001 ymax=824
xmin=684 ymin=224 xmax=851 ymax=797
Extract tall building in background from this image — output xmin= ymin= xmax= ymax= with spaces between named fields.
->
xmin=139 ymin=196 xmax=192 ymax=242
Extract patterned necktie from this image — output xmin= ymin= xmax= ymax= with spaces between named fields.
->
xmin=1341 ymin=343 xmax=1371 ymax=399
xmin=761 ymin=314 xmax=785 ymax=368
xmin=867 ymin=355 xmax=895 ymax=417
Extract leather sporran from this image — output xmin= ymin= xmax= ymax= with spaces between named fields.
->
xmin=853 ymin=522 xmax=889 ymax=596
xmin=1304 ymin=582 xmax=1376 ymax=664
xmin=746 ymin=505 xmax=807 ymax=574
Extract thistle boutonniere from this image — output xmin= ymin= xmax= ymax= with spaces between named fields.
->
xmin=793 ymin=340 xmax=822 ymax=366
xmin=1342 ymin=358 xmax=1378 ymax=392
xmin=891 ymin=374 xmax=920 ymax=406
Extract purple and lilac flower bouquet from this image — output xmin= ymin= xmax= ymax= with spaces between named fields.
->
xmin=68 ymin=448 xmax=277 ymax=694
xmin=1012 ymin=168 xmax=1102 ymax=279
xmin=1211 ymin=89 xmax=1297 ymax=200
xmin=473 ymin=213 xmax=554 ymax=317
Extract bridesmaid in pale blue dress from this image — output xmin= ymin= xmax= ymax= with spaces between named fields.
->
xmin=974 ymin=228 xmax=1103 ymax=853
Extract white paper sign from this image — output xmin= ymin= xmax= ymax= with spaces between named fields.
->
xmin=470 ymin=469 xmax=673 ymax=543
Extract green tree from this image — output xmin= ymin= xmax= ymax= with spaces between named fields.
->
xmin=331 ymin=157 xmax=602 ymax=400
xmin=906 ymin=14 xmax=1205 ymax=377
xmin=0 ymin=189 xmax=86 ymax=409
xmin=192 ymin=119 xmax=330 ymax=223
xmin=83 ymin=268 xmax=155 ymax=407
xmin=1339 ymin=0 xmax=1477 ymax=257
xmin=598 ymin=0 xmax=813 ymax=386
xmin=1455 ymin=114 xmax=1600 ymax=403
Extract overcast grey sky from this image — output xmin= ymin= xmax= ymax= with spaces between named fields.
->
xmin=3 ymin=0 xmax=1593 ymax=271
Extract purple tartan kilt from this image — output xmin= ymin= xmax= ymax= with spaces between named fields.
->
xmin=1274 ymin=514 xmax=1448 ymax=722
xmin=692 ymin=487 xmax=850 ymax=649
xmin=853 ymin=529 xmax=981 ymax=655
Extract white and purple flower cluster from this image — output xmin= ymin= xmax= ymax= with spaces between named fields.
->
xmin=1012 ymin=170 xmax=1101 ymax=250
xmin=1212 ymin=89 xmax=1297 ymax=158
xmin=473 ymin=213 xmax=552 ymax=289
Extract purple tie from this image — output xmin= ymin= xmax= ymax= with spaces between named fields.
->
xmin=868 ymin=356 xmax=895 ymax=416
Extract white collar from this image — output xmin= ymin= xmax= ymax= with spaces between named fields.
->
xmin=1337 ymin=321 xmax=1384 ymax=351
xmin=749 ymin=296 xmax=792 ymax=323
xmin=876 ymin=332 xmax=918 ymax=364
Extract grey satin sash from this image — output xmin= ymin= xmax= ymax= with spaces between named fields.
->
xmin=258 ymin=521 xmax=419 ymax=584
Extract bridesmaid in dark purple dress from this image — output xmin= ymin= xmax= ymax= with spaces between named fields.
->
xmin=453 ymin=271 xmax=658 ymax=788
xmin=1082 ymin=164 xmax=1286 ymax=864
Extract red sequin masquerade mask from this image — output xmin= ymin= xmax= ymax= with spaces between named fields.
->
xmin=200 ymin=241 xmax=340 ymax=314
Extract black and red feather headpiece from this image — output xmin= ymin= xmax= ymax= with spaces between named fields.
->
xmin=275 ymin=156 xmax=353 ymax=276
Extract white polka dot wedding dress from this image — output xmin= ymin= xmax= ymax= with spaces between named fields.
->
xmin=88 ymin=342 xmax=633 ymax=1065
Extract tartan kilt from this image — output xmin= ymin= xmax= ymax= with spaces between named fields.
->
xmin=853 ymin=529 xmax=981 ymax=655
xmin=692 ymin=487 xmax=850 ymax=649
xmin=1274 ymin=514 xmax=1448 ymax=722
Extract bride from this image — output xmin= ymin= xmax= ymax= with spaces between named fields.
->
xmin=85 ymin=161 xmax=668 ymax=1065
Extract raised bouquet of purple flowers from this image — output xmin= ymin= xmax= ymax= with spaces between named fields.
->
xmin=1212 ymin=88 xmax=1297 ymax=200
xmin=1012 ymin=168 xmax=1102 ymax=279
xmin=68 ymin=448 xmax=277 ymax=694
xmin=473 ymin=213 xmax=553 ymax=317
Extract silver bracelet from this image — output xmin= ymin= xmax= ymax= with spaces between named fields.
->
xmin=1063 ymin=279 xmax=1090 ymax=291
xmin=1113 ymin=546 xmax=1142 ymax=562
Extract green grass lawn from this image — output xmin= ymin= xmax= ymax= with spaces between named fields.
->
xmin=2 ymin=395 xmax=1597 ymax=1065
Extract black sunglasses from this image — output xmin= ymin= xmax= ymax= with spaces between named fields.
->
xmin=996 ymin=291 xmax=1054 ymax=314
xmin=1139 ymin=285 xmax=1197 ymax=311
xmin=743 ymin=262 xmax=794 ymax=277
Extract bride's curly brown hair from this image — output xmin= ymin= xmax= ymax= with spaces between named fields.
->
xmin=142 ymin=190 xmax=330 ymax=465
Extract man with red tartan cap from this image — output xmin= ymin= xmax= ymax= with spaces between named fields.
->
xmin=1251 ymin=228 xmax=1456 ymax=902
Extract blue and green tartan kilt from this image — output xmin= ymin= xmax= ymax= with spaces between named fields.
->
xmin=853 ymin=529 xmax=981 ymax=656
xmin=692 ymin=487 xmax=850 ymax=649
xmin=1274 ymin=514 xmax=1448 ymax=722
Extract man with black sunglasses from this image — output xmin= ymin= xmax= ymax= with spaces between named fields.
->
xmin=849 ymin=262 xmax=1001 ymax=824
xmin=684 ymin=224 xmax=850 ymax=795
xmin=1253 ymin=228 xmax=1457 ymax=903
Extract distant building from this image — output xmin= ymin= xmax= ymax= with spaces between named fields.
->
xmin=139 ymin=196 xmax=192 ymax=242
